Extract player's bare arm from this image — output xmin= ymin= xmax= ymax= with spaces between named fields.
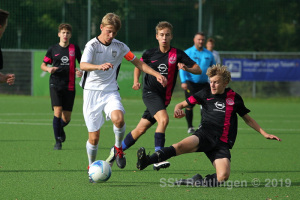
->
xmin=132 ymin=67 xmax=141 ymax=90
xmin=181 ymin=83 xmax=188 ymax=90
xmin=242 ymin=114 xmax=282 ymax=141
xmin=41 ymin=63 xmax=58 ymax=74
xmin=178 ymin=63 xmax=202 ymax=74
xmin=131 ymin=57 xmax=167 ymax=87
xmin=174 ymin=100 xmax=189 ymax=118
xmin=80 ymin=62 xmax=113 ymax=71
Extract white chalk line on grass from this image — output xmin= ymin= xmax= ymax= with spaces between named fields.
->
xmin=0 ymin=121 xmax=299 ymax=132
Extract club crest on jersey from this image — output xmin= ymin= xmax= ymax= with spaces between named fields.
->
xmin=69 ymin=50 xmax=75 ymax=57
xmin=169 ymin=56 xmax=176 ymax=64
xmin=112 ymin=51 xmax=117 ymax=58
xmin=226 ymin=98 xmax=234 ymax=105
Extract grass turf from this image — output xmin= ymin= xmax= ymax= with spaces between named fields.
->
xmin=0 ymin=95 xmax=299 ymax=199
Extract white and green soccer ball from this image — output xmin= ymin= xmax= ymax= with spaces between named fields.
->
xmin=88 ymin=160 xmax=112 ymax=183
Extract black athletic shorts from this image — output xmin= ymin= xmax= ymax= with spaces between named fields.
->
xmin=50 ymin=86 xmax=75 ymax=111
xmin=142 ymin=91 xmax=167 ymax=124
xmin=185 ymin=81 xmax=209 ymax=109
xmin=193 ymin=128 xmax=231 ymax=163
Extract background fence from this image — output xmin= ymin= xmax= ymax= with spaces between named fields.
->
xmin=1 ymin=0 xmax=300 ymax=97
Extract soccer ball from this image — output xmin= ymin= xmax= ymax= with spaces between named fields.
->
xmin=88 ymin=160 xmax=112 ymax=183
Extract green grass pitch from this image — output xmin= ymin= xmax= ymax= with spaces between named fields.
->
xmin=0 ymin=95 xmax=299 ymax=199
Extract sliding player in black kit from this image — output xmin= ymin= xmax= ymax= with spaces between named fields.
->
xmin=106 ymin=21 xmax=202 ymax=170
xmin=137 ymin=64 xmax=281 ymax=187
xmin=41 ymin=23 xmax=82 ymax=150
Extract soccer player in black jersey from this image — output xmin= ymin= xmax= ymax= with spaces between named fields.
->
xmin=136 ymin=64 xmax=281 ymax=187
xmin=106 ymin=21 xmax=202 ymax=170
xmin=0 ymin=9 xmax=15 ymax=85
xmin=41 ymin=23 xmax=82 ymax=150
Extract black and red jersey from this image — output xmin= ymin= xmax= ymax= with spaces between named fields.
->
xmin=187 ymin=86 xmax=250 ymax=148
xmin=141 ymin=47 xmax=195 ymax=105
xmin=0 ymin=44 xmax=3 ymax=69
xmin=43 ymin=43 xmax=81 ymax=91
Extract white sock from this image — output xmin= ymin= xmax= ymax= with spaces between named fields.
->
xmin=86 ymin=140 xmax=98 ymax=166
xmin=114 ymin=124 xmax=126 ymax=148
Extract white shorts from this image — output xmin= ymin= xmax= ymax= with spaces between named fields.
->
xmin=83 ymin=90 xmax=125 ymax=132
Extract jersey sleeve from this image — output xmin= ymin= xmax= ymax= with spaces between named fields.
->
xmin=81 ymin=42 xmax=95 ymax=63
xmin=75 ymin=45 xmax=82 ymax=63
xmin=235 ymin=93 xmax=250 ymax=117
xmin=178 ymin=49 xmax=196 ymax=68
xmin=43 ymin=46 xmax=53 ymax=64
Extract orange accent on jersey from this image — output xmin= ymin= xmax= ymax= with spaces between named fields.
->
xmin=124 ymin=51 xmax=135 ymax=61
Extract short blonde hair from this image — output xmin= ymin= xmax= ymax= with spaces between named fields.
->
xmin=155 ymin=21 xmax=173 ymax=34
xmin=206 ymin=64 xmax=231 ymax=84
xmin=101 ymin=13 xmax=121 ymax=31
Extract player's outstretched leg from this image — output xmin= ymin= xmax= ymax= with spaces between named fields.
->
xmin=136 ymin=147 xmax=150 ymax=170
xmin=174 ymin=174 xmax=203 ymax=186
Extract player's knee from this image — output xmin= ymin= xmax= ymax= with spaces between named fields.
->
xmin=217 ymin=172 xmax=230 ymax=182
xmin=157 ymin=117 xmax=169 ymax=127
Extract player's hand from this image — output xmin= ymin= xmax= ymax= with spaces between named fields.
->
xmin=178 ymin=63 xmax=188 ymax=71
xmin=98 ymin=63 xmax=113 ymax=71
xmin=132 ymin=82 xmax=141 ymax=90
xmin=48 ymin=67 xmax=59 ymax=74
xmin=264 ymin=134 xmax=282 ymax=141
xmin=76 ymin=68 xmax=83 ymax=78
xmin=5 ymin=74 xmax=15 ymax=85
xmin=181 ymin=83 xmax=188 ymax=90
xmin=156 ymin=75 xmax=167 ymax=87
xmin=174 ymin=109 xmax=185 ymax=118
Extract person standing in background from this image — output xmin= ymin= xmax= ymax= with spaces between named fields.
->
xmin=0 ymin=9 xmax=15 ymax=85
xmin=41 ymin=23 xmax=82 ymax=150
xmin=206 ymin=38 xmax=221 ymax=64
xmin=180 ymin=32 xmax=215 ymax=134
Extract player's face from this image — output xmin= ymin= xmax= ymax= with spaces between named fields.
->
xmin=206 ymin=41 xmax=214 ymax=51
xmin=209 ymin=75 xmax=227 ymax=95
xmin=0 ymin=19 xmax=8 ymax=39
xmin=156 ymin=28 xmax=173 ymax=49
xmin=194 ymin=34 xmax=205 ymax=50
xmin=58 ymin=29 xmax=72 ymax=44
xmin=100 ymin=24 xmax=117 ymax=45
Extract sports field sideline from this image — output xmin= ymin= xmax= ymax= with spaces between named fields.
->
xmin=0 ymin=95 xmax=299 ymax=199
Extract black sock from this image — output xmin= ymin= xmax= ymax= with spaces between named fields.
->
xmin=53 ymin=116 xmax=61 ymax=142
xmin=185 ymin=109 xmax=193 ymax=128
xmin=204 ymin=173 xmax=220 ymax=187
xmin=154 ymin=132 xmax=165 ymax=152
xmin=61 ymin=119 xmax=69 ymax=128
xmin=122 ymin=132 xmax=136 ymax=151
xmin=148 ymin=145 xmax=176 ymax=165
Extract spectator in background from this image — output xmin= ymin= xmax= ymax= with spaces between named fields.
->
xmin=41 ymin=23 xmax=82 ymax=150
xmin=206 ymin=38 xmax=221 ymax=64
xmin=0 ymin=9 xmax=15 ymax=85
xmin=180 ymin=32 xmax=215 ymax=134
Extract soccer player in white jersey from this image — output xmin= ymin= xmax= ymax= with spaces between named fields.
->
xmin=79 ymin=13 xmax=167 ymax=182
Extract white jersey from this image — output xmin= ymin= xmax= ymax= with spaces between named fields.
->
xmin=79 ymin=37 xmax=136 ymax=91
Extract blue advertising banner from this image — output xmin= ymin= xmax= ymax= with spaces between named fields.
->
xmin=223 ymin=59 xmax=300 ymax=81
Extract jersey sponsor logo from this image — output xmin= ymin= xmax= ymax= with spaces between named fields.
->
xmin=61 ymin=56 xmax=69 ymax=65
xmin=214 ymin=101 xmax=225 ymax=112
xmin=69 ymin=50 xmax=75 ymax=57
xmin=169 ymin=56 xmax=176 ymax=64
xmin=207 ymin=98 xmax=214 ymax=101
xmin=158 ymin=64 xmax=168 ymax=74
xmin=226 ymin=98 xmax=234 ymax=105
xmin=112 ymin=51 xmax=117 ymax=58
xmin=55 ymin=54 xmax=60 ymax=56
